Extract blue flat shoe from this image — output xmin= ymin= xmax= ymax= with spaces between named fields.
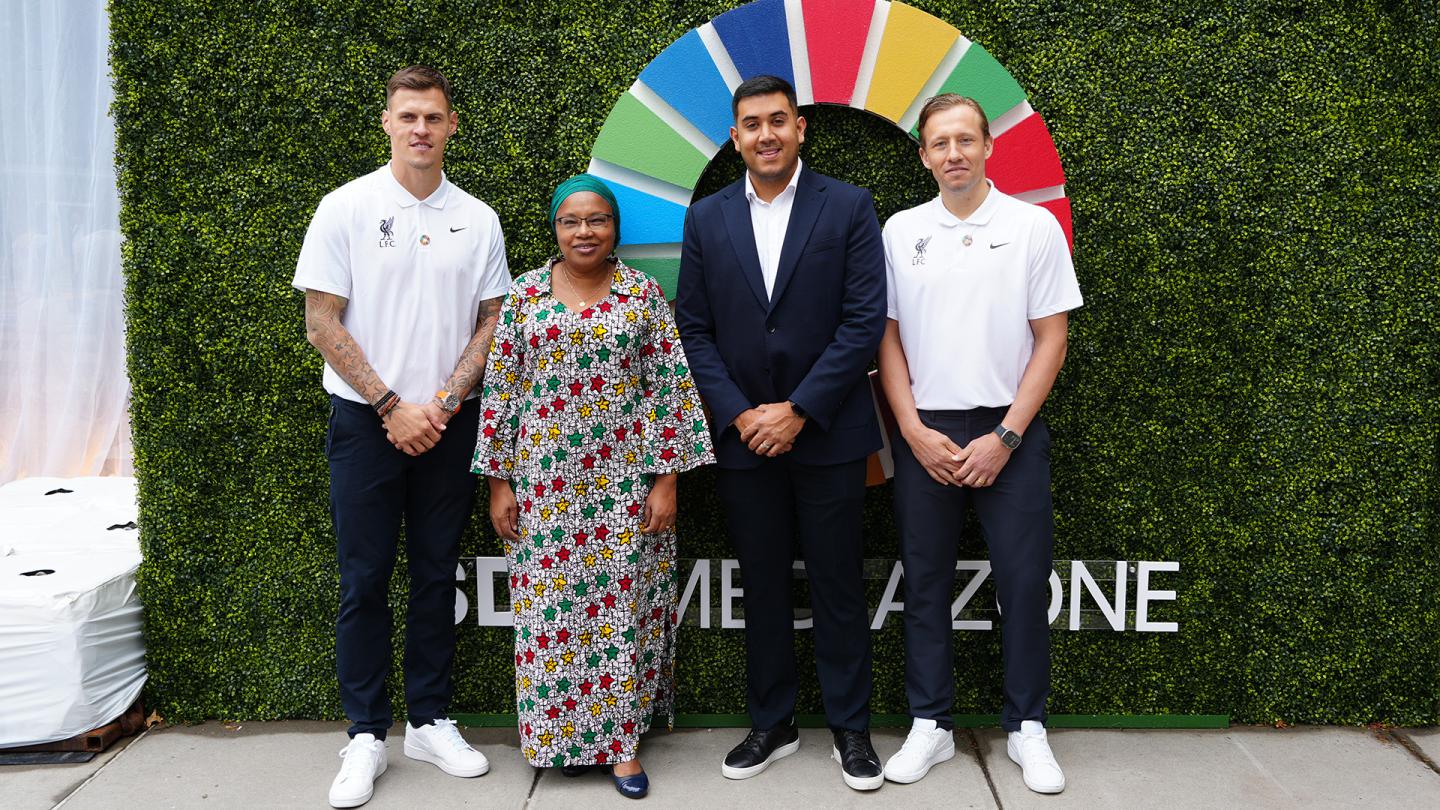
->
xmin=611 ymin=766 xmax=649 ymax=799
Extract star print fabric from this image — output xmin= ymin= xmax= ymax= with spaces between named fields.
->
xmin=472 ymin=259 xmax=714 ymax=767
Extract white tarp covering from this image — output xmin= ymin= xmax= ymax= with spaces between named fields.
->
xmin=0 ymin=476 xmax=145 ymax=747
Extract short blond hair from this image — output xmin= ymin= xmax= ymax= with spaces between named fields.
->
xmin=917 ymin=94 xmax=990 ymax=141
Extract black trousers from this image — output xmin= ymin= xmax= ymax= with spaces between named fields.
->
xmin=716 ymin=457 xmax=871 ymax=731
xmin=328 ymin=395 xmax=480 ymax=738
xmin=892 ymin=407 xmax=1053 ymax=732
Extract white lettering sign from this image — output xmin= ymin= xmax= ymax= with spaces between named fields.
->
xmin=456 ymin=557 xmax=1180 ymax=633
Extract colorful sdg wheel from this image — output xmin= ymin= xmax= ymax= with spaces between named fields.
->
xmin=587 ymin=0 xmax=1075 ymax=299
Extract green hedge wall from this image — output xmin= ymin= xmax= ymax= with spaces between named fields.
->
xmin=114 ymin=0 xmax=1440 ymax=725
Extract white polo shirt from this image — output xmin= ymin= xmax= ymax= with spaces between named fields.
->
xmin=292 ymin=163 xmax=511 ymax=405
xmin=882 ymin=182 xmax=1082 ymax=410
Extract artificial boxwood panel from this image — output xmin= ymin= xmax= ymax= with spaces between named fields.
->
xmin=113 ymin=0 xmax=1440 ymax=725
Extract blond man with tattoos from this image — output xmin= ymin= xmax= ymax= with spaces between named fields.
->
xmin=292 ymin=66 xmax=510 ymax=808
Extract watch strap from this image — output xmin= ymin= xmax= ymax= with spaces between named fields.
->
xmin=435 ymin=389 xmax=461 ymax=415
xmin=993 ymin=424 xmax=1022 ymax=449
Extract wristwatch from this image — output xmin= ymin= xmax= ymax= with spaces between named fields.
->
xmin=435 ymin=389 xmax=462 ymax=416
xmin=993 ymin=424 xmax=1022 ymax=449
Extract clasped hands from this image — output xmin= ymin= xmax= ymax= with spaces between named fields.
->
xmin=906 ymin=426 xmax=1011 ymax=487
xmin=489 ymin=474 xmax=677 ymax=541
xmin=735 ymin=402 xmax=805 ymax=458
xmin=383 ymin=399 xmax=452 ymax=456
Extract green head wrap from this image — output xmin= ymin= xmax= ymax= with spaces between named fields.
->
xmin=549 ymin=174 xmax=621 ymax=245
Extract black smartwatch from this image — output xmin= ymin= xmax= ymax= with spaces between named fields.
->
xmin=993 ymin=424 xmax=1022 ymax=449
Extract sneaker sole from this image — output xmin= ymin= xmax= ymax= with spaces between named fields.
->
xmin=404 ymin=741 xmax=489 ymax=777
xmin=720 ymin=738 xmax=800 ymax=780
xmin=329 ymin=760 xmax=386 ymax=808
xmin=883 ymin=742 xmax=956 ymax=784
xmin=1006 ymin=742 xmax=1065 ymax=794
xmin=831 ymin=747 xmax=884 ymax=791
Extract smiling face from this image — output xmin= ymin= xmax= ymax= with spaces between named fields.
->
xmin=918 ymin=104 xmax=993 ymax=197
xmin=381 ymin=87 xmax=457 ymax=173
xmin=554 ymin=191 xmax=617 ymax=273
xmin=731 ymin=91 xmax=806 ymax=188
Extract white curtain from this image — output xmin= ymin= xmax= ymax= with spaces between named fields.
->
xmin=0 ymin=1 xmax=131 ymax=483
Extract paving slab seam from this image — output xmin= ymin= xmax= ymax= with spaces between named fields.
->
xmin=522 ymin=763 xmax=543 ymax=807
xmin=50 ymin=726 xmax=152 ymax=810
xmin=1226 ymin=732 xmax=1299 ymax=802
xmin=963 ymin=729 xmax=1004 ymax=809
xmin=1386 ymin=729 xmax=1440 ymax=776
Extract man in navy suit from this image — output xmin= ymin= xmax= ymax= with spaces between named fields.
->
xmin=675 ymin=75 xmax=887 ymax=791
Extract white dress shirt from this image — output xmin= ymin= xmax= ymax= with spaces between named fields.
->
xmin=744 ymin=159 xmax=803 ymax=299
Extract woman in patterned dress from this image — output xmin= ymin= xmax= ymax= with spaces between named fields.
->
xmin=472 ymin=175 xmax=713 ymax=798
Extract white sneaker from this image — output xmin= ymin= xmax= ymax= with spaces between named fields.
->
xmin=1006 ymin=720 xmax=1065 ymax=793
xmin=329 ymin=733 xmax=387 ymax=808
xmin=404 ymin=718 xmax=490 ymax=777
xmin=883 ymin=718 xmax=956 ymax=783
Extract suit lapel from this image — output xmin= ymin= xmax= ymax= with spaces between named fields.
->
xmin=768 ymin=168 xmax=827 ymax=313
xmin=719 ymin=181 xmax=769 ymax=309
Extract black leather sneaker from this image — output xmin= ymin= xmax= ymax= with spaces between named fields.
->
xmin=721 ymin=720 xmax=801 ymax=779
xmin=832 ymin=728 xmax=883 ymax=791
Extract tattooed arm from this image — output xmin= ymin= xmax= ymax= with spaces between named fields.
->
xmin=304 ymin=290 xmax=388 ymax=403
xmin=304 ymin=289 xmax=440 ymax=455
xmin=423 ymin=295 xmax=505 ymax=427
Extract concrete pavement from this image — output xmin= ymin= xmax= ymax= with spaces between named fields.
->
xmin=6 ymin=721 xmax=1438 ymax=809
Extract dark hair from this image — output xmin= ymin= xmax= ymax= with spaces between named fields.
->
xmin=731 ymin=75 xmax=798 ymax=119
xmin=916 ymin=93 xmax=991 ymax=141
xmin=386 ymin=65 xmax=453 ymax=109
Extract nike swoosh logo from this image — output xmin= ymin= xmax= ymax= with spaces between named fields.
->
xmin=450 ymin=227 xmax=467 ymax=233
xmin=990 ymin=242 xmax=1010 ymax=249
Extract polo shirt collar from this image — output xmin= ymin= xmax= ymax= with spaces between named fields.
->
xmin=382 ymin=162 xmax=451 ymax=209
xmin=744 ymin=158 xmax=803 ymax=204
xmin=934 ymin=179 xmax=999 ymax=227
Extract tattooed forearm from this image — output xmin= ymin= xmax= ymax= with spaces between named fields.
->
xmin=438 ymin=295 xmax=504 ymax=400
xmin=304 ymin=289 xmax=390 ymax=404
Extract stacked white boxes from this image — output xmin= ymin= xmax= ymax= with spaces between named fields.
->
xmin=0 ymin=477 xmax=146 ymax=748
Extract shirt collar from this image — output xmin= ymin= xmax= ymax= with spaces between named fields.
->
xmin=744 ymin=158 xmax=803 ymax=205
xmin=382 ymin=162 xmax=451 ymax=209
xmin=934 ymin=179 xmax=999 ymax=227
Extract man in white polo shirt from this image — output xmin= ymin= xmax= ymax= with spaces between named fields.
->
xmin=293 ymin=65 xmax=511 ymax=808
xmin=876 ymin=94 xmax=1082 ymax=795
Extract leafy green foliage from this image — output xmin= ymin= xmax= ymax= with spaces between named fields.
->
xmin=114 ymin=0 xmax=1440 ymax=725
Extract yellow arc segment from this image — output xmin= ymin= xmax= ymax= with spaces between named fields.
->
xmin=864 ymin=3 xmax=960 ymax=123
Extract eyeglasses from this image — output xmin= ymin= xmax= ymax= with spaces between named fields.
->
xmin=555 ymin=214 xmax=615 ymax=231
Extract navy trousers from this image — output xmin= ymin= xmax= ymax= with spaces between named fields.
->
xmin=328 ymin=395 xmax=480 ymax=738
xmin=716 ymin=457 xmax=872 ymax=732
xmin=892 ymin=407 xmax=1054 ymax=732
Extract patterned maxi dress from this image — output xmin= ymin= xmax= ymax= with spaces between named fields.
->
xmin=472 ymin=259 xmax=714 ymax=768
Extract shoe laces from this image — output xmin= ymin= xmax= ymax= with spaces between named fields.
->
xmin=337 ymin=738 xmax=380 ymax=779
xmin=901 ymin=723 xmax=943 ymax=753
xmin=835 ymin=729 xmax=878 ymax=762
xmin=431 ymin=718 xmax=475 ymax=753
xmin=1014 ymin=731 xmax=1058 ymax=767
xmin=736 ymin=727 xmax=770 ymax=756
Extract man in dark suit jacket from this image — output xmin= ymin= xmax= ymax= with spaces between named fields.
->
xmin=675 ymin=75 xmax=887 ymax=791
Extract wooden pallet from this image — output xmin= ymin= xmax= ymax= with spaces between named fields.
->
xmin=1 ymin=700 xmax=146 ymax=754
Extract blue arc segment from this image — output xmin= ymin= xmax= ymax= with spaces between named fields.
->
xmin=712 ymin=0 xmax=794 ymax=86
xmin=600 ymin=179 xmax=687 ymax=247
xmin=639 ymin=30 xmax=735 ymax=147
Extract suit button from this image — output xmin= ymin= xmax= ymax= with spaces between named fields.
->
xmin=767 ymin=326 xmax=776 ymax=333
